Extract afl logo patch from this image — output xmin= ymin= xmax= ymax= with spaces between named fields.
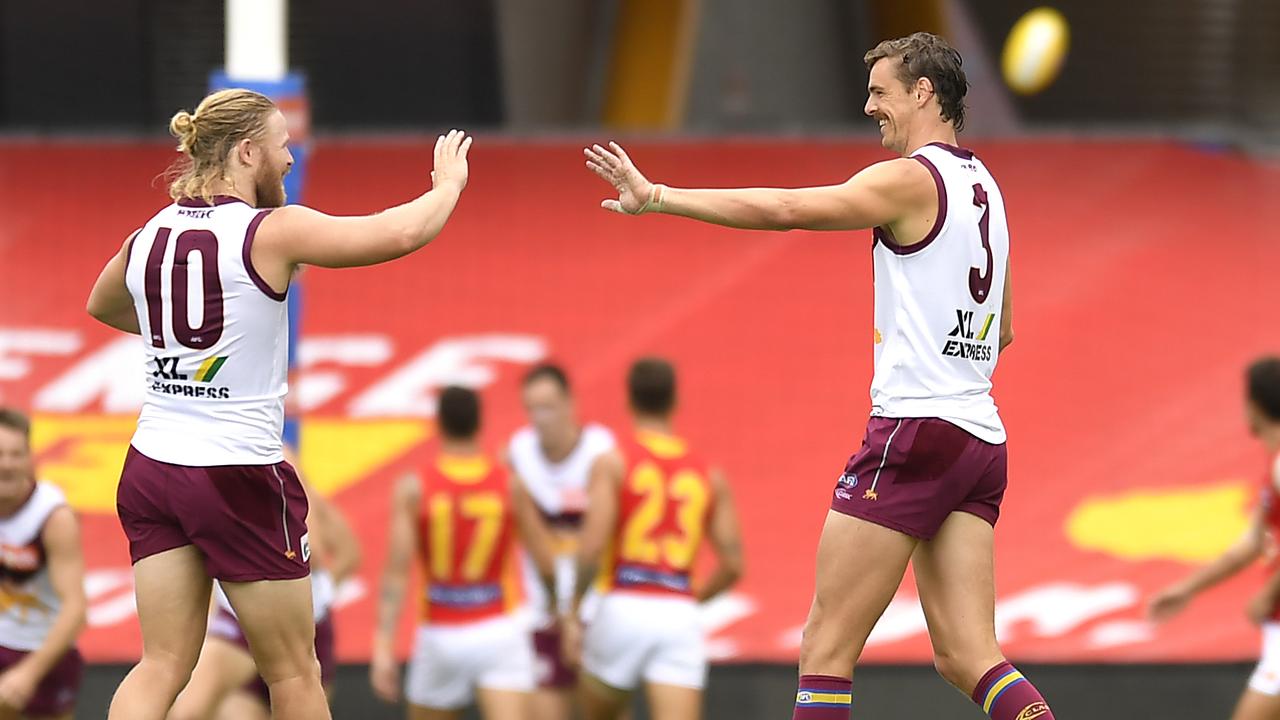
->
xmin=796 ymin=692 xmax=813 ymax=703
xmin=837 ymin=473 xmax=858 ymax=488
xmin=300 ymin=532 xmax=311 ymax=563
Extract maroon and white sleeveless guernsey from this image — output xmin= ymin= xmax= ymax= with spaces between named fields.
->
xmin=508 ymin=423 xmax=616 ymax=627
xmin=125 ymin=197 xmax=288 ymax=466
xmin=0 ymin=482 xmax=68 ymax=651
xmin=869 ymin=143 xmax=1010 ymax=444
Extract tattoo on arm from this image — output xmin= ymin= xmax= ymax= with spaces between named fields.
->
xmin=378 ymin=583 xmax=404 ymax=635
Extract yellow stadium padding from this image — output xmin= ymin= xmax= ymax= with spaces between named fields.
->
xmin=603 ymin=0 xmax=700 ymax=130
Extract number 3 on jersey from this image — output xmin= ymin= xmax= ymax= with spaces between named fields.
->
xmin=620 ymin=462 xmax=709 ymax=570
xmin=969 ymin=183 xmax=993 ymax=304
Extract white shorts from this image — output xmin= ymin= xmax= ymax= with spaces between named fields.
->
xmin=404 ymin=614 xmax=536 ymax=710
xmin=1249 ymin=622 xmax=1280 ymax=695
xmin=582 ymin=592 xmax=706 ymax=692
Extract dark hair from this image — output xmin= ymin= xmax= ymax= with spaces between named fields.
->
xmin=0 ymin=408 xmax=30 ymax=441
xmin=438 ymin=386 xmax=481 ymax=440
xmin=1248 ymin=357 xmax=1280 ymax=422
xmin=522 ymin=363 xmax=571 ymax=394
xmin=628 ymin=357 xmax=676 ymax=416
xmin=864 ymin=32 xmax=969 ymax=131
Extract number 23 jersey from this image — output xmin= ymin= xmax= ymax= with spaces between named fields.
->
xmin=125 ymin=197 xmax=288 ymax=466
xmin=599 ymin=431 xmax=716 ymax=598
xmin=870 ymin=143 xmax=1009 ymax=444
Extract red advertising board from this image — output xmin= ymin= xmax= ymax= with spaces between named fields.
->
xmin=1 ymin=139 xmax=1277 ymax=663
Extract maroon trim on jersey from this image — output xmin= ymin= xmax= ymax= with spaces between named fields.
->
xmin=540 ymin=508 xmax=585 ymax=529
xmin=876 ymin=155 xmax=947 ymax=256
xmin=926 ymin=142 xmax=976 ymax=160
xmin=242 ymin=209 xmax=287 ymax=302
xmin=176 ymin=195 xmax=246 ymax=208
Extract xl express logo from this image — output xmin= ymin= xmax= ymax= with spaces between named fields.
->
xmin=151 ymin=355 xmax=228 ymax=382
xmin=150 ymin=355 xmax=231 ymax=399
xmin=941 ymin=309 xmax=995 ymax=362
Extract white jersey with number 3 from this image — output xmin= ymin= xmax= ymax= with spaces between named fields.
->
xmin=125 ymin=197 xmax=289 ymax=466
xmin=869 ymin=143 xmax=1009 ymax=444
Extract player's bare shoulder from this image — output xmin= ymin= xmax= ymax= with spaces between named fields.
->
xmin=852 ymin=156 xmax=937 ymax=206
xmin=591 ymin=447 xmax=627 ymax=485
xmin=849 ymin=157 xmax=941 ymax=245
xmin=250 ymin=203 xmax=321 ymax=249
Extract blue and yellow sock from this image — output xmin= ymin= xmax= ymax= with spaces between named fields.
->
xmin=792 ymin=674 xmax=852 ymax=719
xmin=971 ymin=662 xmax=1054 ymax=720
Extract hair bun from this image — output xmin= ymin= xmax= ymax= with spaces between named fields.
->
xmin=169 ymin=110 xmax=199 ymax=153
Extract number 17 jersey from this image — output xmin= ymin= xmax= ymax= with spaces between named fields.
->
xmin=417 ymin=453 xmax=522 ymax=625
xmin=125 ymin=197 xmax=288 ymax=466
xmin=870 ymin=143 xmax=1009 ymax=444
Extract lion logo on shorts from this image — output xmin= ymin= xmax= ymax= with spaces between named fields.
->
xmin=1015 ymin=702 xmax=1050 ymax=720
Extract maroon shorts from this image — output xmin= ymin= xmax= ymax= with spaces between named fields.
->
xmin=533 ymin=627 xmax=576 ymax=689
xmin=207 ymin=606 xmax=336 ymax=700
xmin=0 ymin=644 xmax=82 ymax=716
xmin=116 ymin=446 xmax=310 ymax=581
xmin=830 ymin=417 xmax=1007 ymax=540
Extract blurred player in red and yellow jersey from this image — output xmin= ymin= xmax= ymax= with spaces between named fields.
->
xmin=563 ymin=358 xmax=743 ymax=720
xmin=1150 ymin=358 xmax=1280 ymax=720
xmin=372 ymin=386 xmax=535 ymax=719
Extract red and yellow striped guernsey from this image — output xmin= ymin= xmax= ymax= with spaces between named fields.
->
xmin=416 ymin=452 xmax=523 ymax=625
xmin=598 ymin=430 xmax=716 ymax=597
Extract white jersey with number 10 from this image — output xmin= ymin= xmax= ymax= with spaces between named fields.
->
xmin=870 ymin=143 xmax=1009 ymax=444
xmin=125 ymin=196 xmax=289 ymax=466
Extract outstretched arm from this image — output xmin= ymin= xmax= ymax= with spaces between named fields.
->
xmin=696 ymin=468 xmax=744 ymax=603
xmin=258 ymin=130 xmax=473 ymax=272
xmin=1148 ymin=503 xmax=1265 ymax=621
xmin=86 ymin=231 xmax=141 ymax=334
xmin=584 ymin=141 xmax=932 ymax=233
